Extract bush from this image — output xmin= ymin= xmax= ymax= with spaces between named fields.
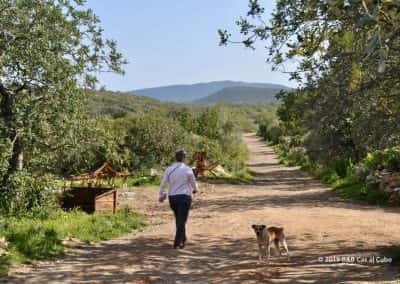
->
xmin=123 ymin=114 xmax=191 ymax=169
xmin=267 ymin=125 xmax=282 ymax=145
xmin=276 ymin=144 xmax=308 ymax=167
xmin=0 ymin=171 xmax=58 ymax=218
xmin=333 ymin=157 xmax=354 ymax=178
xmin=362 ymin=147 xmax=400 ymax=173
xmin=193 ymin=106 xmax=249 ymax=172
xmin=256 ymin=110 xmax=282 ymax=144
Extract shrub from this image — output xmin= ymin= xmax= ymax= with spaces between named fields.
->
xmin=362 ymin=147 xmax=400 ymax=173
xmin=193 ymin=106 xmax=248 ymax=172
xmin=123 ymin=114 xmax=191 ymax=169
xmin=333 ymin=157 xmax=354 ymax=178
xmin=0 ymin=171 xmax=58 ymax=218
xmin=267 ymin=125 xmax=282 ymax=145
xmin=256 ymin=110 xmax=282 ymax=144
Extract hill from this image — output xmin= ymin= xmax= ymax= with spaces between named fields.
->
xmin=87 ymin=90 xmax=185 ymax=118
xmin=194 ymin=86 xmax=281 ymax=105
xmin=130 ymin=80 xmax=290 ymax=102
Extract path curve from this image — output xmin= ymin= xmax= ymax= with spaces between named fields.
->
xmin=4 ymin=133 xmax=400 ymax=283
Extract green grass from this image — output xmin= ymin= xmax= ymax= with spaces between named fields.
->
xmin=0 ymin=208 xmax=145 ymax=276
xmin=331 ymin=177 xmax=389 ymax=205
xmin=126 ymin=176 xmax=161 ymax=187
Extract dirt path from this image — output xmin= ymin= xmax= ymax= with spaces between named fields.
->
xmin=4 ymin=133 xmax=400 ymax=283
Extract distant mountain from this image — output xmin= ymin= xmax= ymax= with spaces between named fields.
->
xmin=194 ymin=86 xmax=281 ymax=105
xmin=130 ymin=81 xmax=290 ymax=103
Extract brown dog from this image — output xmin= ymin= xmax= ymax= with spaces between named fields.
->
xmin=251 ymin=225 xmax=290 ymax=262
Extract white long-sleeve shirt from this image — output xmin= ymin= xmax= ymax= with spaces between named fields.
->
xmin=159 ymin=162 xmax=198 ymax=197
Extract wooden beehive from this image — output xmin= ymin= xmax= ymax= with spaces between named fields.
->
xmin=95 ymin=189 xmax=117 ymax=213
xmin=61 ymin=187 xmax=117 ymax=214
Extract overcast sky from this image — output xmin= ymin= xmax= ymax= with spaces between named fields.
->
xmin=86 ymin=0 xmax=296 ymax=91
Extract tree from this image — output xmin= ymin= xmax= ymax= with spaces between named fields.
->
xmin=0 ymin=0 xmax=126 ymax=192
xmin=123 ymin=115 xmax=190 ymax=169
xmin=220 ymin=0 xmax=400 ymax=162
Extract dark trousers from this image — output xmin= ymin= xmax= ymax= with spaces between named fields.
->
xmin=169 ymin=194 xmax=192 ymax=246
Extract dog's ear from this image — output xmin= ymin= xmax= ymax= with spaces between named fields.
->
xmin=251 ymin=225 xmax=256 ymax=229
xmin=261 ymin=225 xmax=266 ymax=229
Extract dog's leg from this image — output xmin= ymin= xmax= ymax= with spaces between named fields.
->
xmin=262 ymin=245 xmax=267 ymax=258
xmin=266 ymin=242 xmax=271 ymax=263
xmin=281 ymin=239 xmax=290 ymax=260
xmin=274 ymin=239 xmax=281 ymax=256
xmin=257 ymin=244 xmax=263 ymax=262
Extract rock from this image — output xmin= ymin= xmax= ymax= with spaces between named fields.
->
xmin=0 ymin=237 xmax=8 ymax=249
xmin=366 ymin=174 xmax=380 ymax=186
xmin=119 ymin=192 xmax=135 ymax=199
xmin=212 ymin=165 xmax=230 ymax=176
xmin=354 ymin=166 xmax=369 ymax=181
xmin=150 ymin=168 xmax=159 ymax=177
xmin=62 ymin=237 xmax=86 ymax=247
xmin=380 ymin=174 xmax=400 ymax=191
xmin=0 ymin=248 xmax=8 ymax=256
xmin=0 ymin=237 xmax=9 ymax=256
xmin=379 ymin=173 xmax=400 ymax=202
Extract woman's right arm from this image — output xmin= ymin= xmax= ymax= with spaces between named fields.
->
xmin=159 ymin=168 xmax=169 ymax=202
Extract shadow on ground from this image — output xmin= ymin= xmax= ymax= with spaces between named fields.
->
xmin=3 ymin=236 xmax=396 ymax=284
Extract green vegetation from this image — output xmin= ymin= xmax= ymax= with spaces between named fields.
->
xmin=223 ymin=1 xmax=400 ymax=206
xmin=256 ymin=105 xmax=280 ymax=144
xmin=0 ymin=208 xmax=144 ymax=276
xmin=79 ymin=102 xmax=252 ymax=174
xmin=0 ymin=1 xmax=149 ymax=276
xmin=276 ymin=146 xmax=391 ymax=205
xmin=87 ymin=90 xmax=187 ymax=118
xmin=0 ymin=0 xmax=126 ymax=215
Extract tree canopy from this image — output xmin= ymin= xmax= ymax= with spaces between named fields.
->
xmin=0 ymin=0 xmax=126 ymax=198
xmin=221 ymin=0 xmax=400 ymax=161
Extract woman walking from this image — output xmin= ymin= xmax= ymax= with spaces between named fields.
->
xmin=159 ymin=150 xmax=198 ymax=249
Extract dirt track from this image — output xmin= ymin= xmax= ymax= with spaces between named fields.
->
xmin=4 ymin=133 xmax=400 ymax=283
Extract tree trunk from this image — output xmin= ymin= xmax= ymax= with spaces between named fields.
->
xmin=18 ymin=151 xmax=24 ymax=171
xmin=0 ymin=84 xmax=22 ymax=190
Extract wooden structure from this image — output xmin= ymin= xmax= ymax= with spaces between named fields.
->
xmin=193 ymin=152 xmax=218 ymax=179
xmin=61 ymin=187 xmax=117 ymax=214
xmin=61 ymin=162 xmax=133 ymax=214
xmin=69 ymin=162 xmax=133 ymax=187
